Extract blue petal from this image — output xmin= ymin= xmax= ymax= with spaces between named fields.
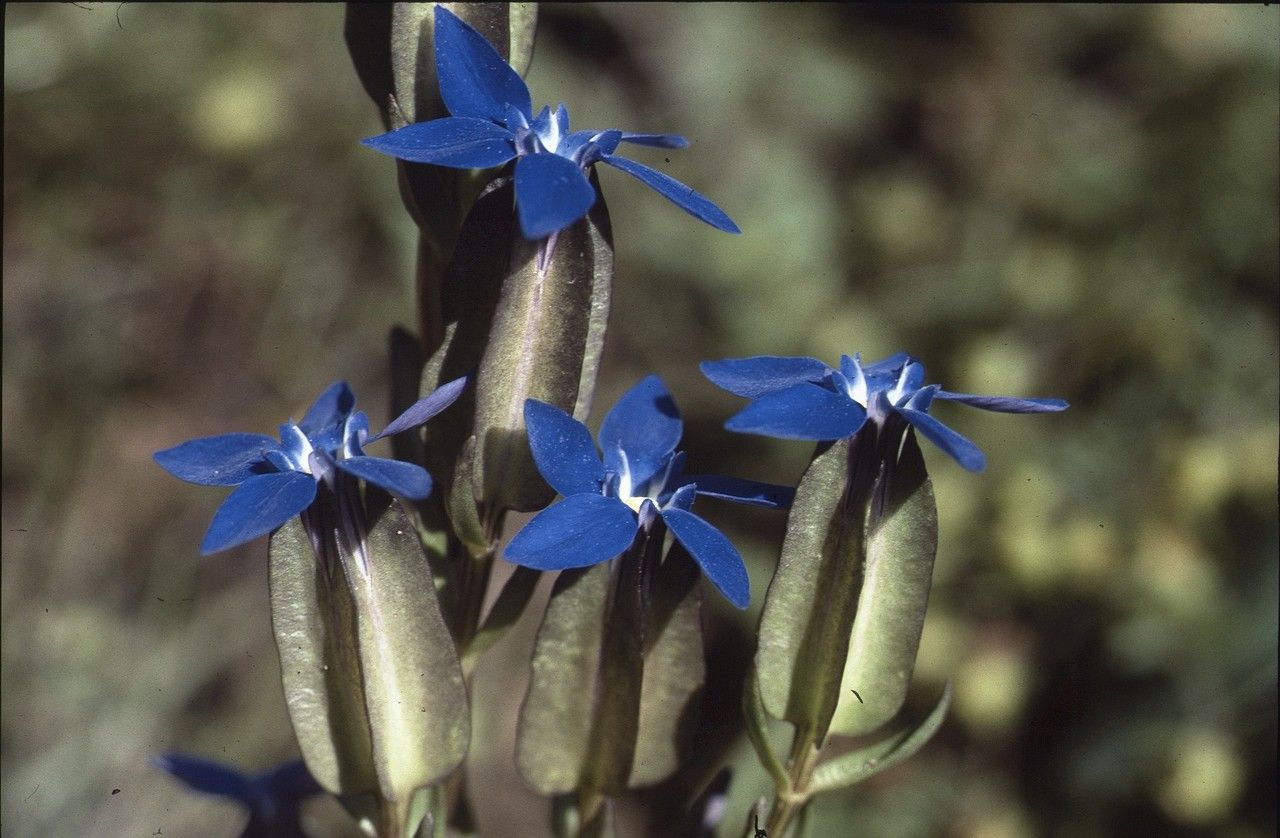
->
xmin=200 ymin=472 xmax=318 ymax=555
xmin=599 ymin=375 xmax=683 ymax=488
xmin=434 ymin=6 xmax=532 ymax=123
xmin=618 ymin=132 xmax=689 ymax=149
xmin=152 ymin=754 xmax=253 ymax=803
xmin=335 ymin=455 xmax=433 ymax=500
xmin=370 ymin=374 xmax=469 ymax=442
xmin=600 ymin=155 xmax=740 ymax=234
xmin=559 ymin=129 xmax=622 ymax=166
xmin=682 ymin=474 xmax=795 ymax=509
xmin=724 ymin=382 xmax=866 ymax=441
xmin=514 ymin=153 xmax=597 ymax=239
xmin=300 ymin=381 xmax=356 ymax=435
xmin=700 ymin=356 xmax=831 ymax=398
xmin=154 ymin=433 xmax=279 ymax=486
xmin=361 ymin=117 xmax=517 ymax=168
xmin=254 ymin=760 xmax=322 ymax=802
xmin=664 ymin=482 xmax=697 ymax=512
xmin=503 ymin=494 xmax=638 ymax=570
xmin=895 ymin=406 xmax=986 ymax=472
xmin=864 ymin=351 xmax=913 ymax=373
xmin=933 ymin=391 xmax=1069 ymax=413
xmin=660 ymin=508 xmax=749 ymax=609
xmin=524 ymin=399 xmax=605 ymax=497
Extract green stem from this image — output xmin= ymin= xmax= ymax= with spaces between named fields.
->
xmin=762 ymin=727 xmax=822 ymax=838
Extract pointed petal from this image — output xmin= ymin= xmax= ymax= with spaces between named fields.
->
xmin=699 ymin=356 xmax=831 ymax=398
xmin=933 ymin=391 xmax=1069 ymax=413
xmin=154 ymin=433 xmax=279 ymax=486
xmin=864 ymin=351 xmax=912 ymax=373
xmin=370 ymin=374 xmax=469 ymax=442
xmin=665 ymin=482 xmax=697 ymax=512
xmin=618 ymin=132 xmax=689 ymax=149
xmin=434 ymin=6 xmax=532 ymax=122
xmin=200 ymin=472 xmax=317 ymax=555
xmin=559 ymin=129 xmax=621 ymax=165
xmin=503 ymin=494 xmax=638 ymax=570
xmin=724 ymin=382 xmax=866 ymax=441
xmin=152 ymin=754 xmax=253 ymax=803
xmin=661 ymin=508 xmax=749 ymax=608
xmin=600 ymin=155 xmax=740 ymax=233
xmin=895 ymin=407 xmax=986 ymax=471
xmin=299 ymin=381 xmax=355 ymax=434
xmin=524 ymin=399 xmax=605 ymax=497
xmin=514 ymin=153 xmax=597 ymax=238
xmin=599 ymin=375 xmax=683 ymax=487
xmin=361 ymin=117 xmax=517 ymax=168
xmin=683 ymin=474 xmax=795 ymax=509
xmin=335 ymin=455 xmax=433 ymax=499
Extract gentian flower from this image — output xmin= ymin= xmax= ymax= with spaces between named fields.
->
xmin=154 ymin=376 xmax=467 ymax=555
xmin=360 ymin=6 xmax=739 ymax=240
xmin=701 ymin=352 xmax=1067 ymax=472
xmin=503 ymin=376 xmax=793 ymax=608
xmin=153 ymin=753 xmax=321 ymax=837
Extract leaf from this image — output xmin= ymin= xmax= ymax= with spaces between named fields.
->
xmin=629 ymin=545 xmax=704 ymax=787
xmin=810 ymin=683 xmax=952 ymax=794
xmin=447 ymin=436 xmax=489 ymax=555
xmin=461 ymin=564 xmax=541 ymax=673
xmin=516 ymin=563 xmax=612 ymax=794
xmin=269 ymin=511 xmax=377 ymax=796
xmin=471 ymin=175 xmax=613 ymax=513
xmin=830 ymin=431 xmax=938 ymax=736
xmin=755 ymin=432 xmax=880 ymax=739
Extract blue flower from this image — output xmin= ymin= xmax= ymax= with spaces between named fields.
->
xmin=360 ymin=6 xmax=739 ymax=240
xmin=153 ymin=753 xmax=321 ymax=837
xmin=154 ymin=376 xmax=467 ymax=555
xmin=503 ymin=375 xmax=793 ymax=608
xmin=701 ymin=352 xmax=1068 ymax=472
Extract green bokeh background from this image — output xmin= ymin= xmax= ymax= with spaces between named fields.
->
xmin=3 ymin=3 xmax=1276 ymax=836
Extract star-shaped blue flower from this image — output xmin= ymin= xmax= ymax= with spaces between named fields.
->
xmin=154 ymin=377 xmax=467 ymax=555
xmin=701 ymin=352 xmax=1068 ymax=472
xmin=153 ymin=753 xmax=321 ymax=837
xmin=360 ymin=6 xmax=740 ymax=240
xmin=503 ymin=376 xmax=793 ymax=608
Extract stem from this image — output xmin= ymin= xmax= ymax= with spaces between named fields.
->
xmin=763 ymin=727 xmax=823 ymax=838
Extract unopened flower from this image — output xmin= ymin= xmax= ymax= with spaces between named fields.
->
xmin=701 ymin=352 xmax=1067 ymax=471
xmin=503 ymin=375 xmax=791 ymax=608
xmin=361 ymin=7 xmax=739 ymax=239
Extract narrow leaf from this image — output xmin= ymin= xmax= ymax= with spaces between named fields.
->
xmin=811 ymin=683 xmax=952 ymax=794
xmin=743 ymin=668 xmax=788 ymax=791
xmin=462 ymin=564 xmax=541 ymax=672
xmin=830 ymin=431 xmax=938 ymax=736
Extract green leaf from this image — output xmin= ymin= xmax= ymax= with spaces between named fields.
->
xmin=516 ymin=563 xmax=612 ymax=795
xmin=755 ymin=432 xmax=879 ymax=739
xmin=471 ymin=178 xmax=613 ymax=513
xmin=811 ymin=682 xmax=952 ymax=794
xmin=461 ymin=564 xmax=541 ymax=672
xmin=830 ymin=431 xmax=938 ymax=736
xmin=269 ymin=512 xmax=377 ymax=796
xmin=629 ymin=545 xmax=704 ymax=787
xmin=447 ymin=436 xmax=489 ymax=555
xmin=338 ymin=494 xmax=469 ymax=808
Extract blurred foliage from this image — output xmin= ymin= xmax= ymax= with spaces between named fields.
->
xmin=3 ymin=3 xmax=1276 ymax=837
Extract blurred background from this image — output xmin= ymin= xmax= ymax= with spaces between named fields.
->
xmin=3 ymin=3 xmax=1276 ymax=836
